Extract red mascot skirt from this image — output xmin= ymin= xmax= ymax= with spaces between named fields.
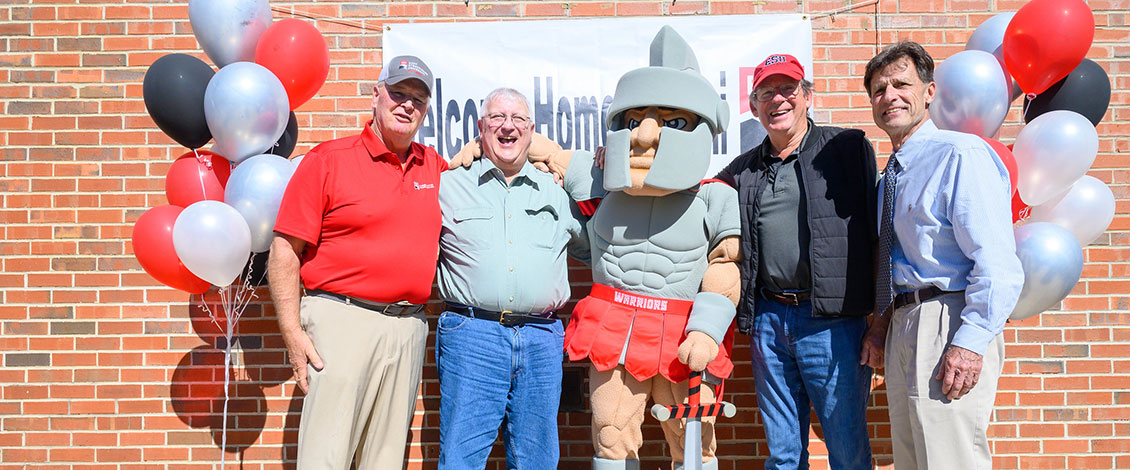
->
xmin=564 ymin=284 xmax=734 ymax=383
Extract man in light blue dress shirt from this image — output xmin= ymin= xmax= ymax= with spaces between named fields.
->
xmin=435 ymin=88 xmax=589 ymax=469
xmin=861 ymin=41 xmax=1024 ymax=469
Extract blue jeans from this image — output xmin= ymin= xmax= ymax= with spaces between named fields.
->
xmin=750 ymin=295 xmax=873 ymax=470
xmin=436 ymin=310 xmax=564 ymax=470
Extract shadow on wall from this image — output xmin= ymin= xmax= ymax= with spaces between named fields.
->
xmin=169 ymin=285 xmax=292 ymax=467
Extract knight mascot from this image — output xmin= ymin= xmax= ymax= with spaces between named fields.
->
xmin=550 ymin=25 xmax=741 ymax=470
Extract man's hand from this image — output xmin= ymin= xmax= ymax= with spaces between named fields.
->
xmin=677 ymin=330 xmax=719 ymax=372
xmin=859 ymin=309 xmax=891 ymax=369
xmin=282 ymin=329 xmax=324 ymax=394
xmin=936 ymin=345 xmax=983 ymax=400
xmin=859 ymin=322 xmax=887 ymax=370
xmin=448 ymin=138 xmax=482 ymax=170
xmin=592 ymin=146 xmax=606 ymax=169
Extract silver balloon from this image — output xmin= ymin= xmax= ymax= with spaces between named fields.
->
xmin=173 ymin=200 xmax=252 ymax=287
xmin=1010 ymin=223 xmax=1084 ymax=321
xmin=188 ymin=0 xmax=272 ymax=68
xmin=932 ymin=50 xmax=1010 ymax=138
xmin=965 ymin=12 xmax=1023 ymax=102
xmin=1028 ymin=175 xmax=1115 ymax=246
xmin=225 ymin=154 xmax=295 ymax=253
xmin=1012 ymin=110 xmax=1098 ymax=206
xmin=205 ymin=62 xmax=290 ymax=164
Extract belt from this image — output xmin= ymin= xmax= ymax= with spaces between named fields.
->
xmin=589 ymin=283 xmax=693 ymax=314
xmin=307 ymin=289 xmax=425 ymax=316
xmin=889 ymin=286 xmax=961 ymax=313
xmin=445 ymin=303 xmax=556 ymax=327
xmin=759 ymin=287 xmax=811 ymax=306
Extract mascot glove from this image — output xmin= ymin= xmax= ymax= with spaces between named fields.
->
xmin=677 ymin=331 xmax=719 ymax=372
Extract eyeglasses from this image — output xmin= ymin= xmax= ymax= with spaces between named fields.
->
xmin=754 ymin=82 xmax=801 ymax=102
xmin=383 ymin=86 xmax=428 ymax=108
xmin=485 ymin=113 xmax=531 ymax=130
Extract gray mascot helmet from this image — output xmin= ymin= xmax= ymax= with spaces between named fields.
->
xmin=603 ymin=25 xmax=730 ymax=192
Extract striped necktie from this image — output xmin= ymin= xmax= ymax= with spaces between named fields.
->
xmin=876 ymin=155 xmax=901 ymax=316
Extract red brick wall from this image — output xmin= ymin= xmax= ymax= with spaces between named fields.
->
xmin=1 ymin=1 xmax=1127 ymax=469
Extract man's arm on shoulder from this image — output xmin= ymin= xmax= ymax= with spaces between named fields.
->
xmin=268 ymin=233 xmax=323 ymax=394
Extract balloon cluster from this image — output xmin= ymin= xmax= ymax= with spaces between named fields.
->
xmin=131 ymin=2 xmax=327 ymax=464
xmin=938 ymin=0 xmax=1112 ymax=321
xmin=134 ymin=0 xmax=327 ymax=294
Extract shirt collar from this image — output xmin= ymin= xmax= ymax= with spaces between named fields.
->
xmin=361 ymin=120 xmax=424 ymax=164
xmin=475 ymin=156 xmax=537 ymax=188
xmin=759 ymin=117 xmax=814 ymax=163
xmin=892 ymin=119 xmax=938 ymax=169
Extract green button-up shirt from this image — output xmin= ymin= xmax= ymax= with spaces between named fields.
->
xmin=437 ymin=158 xmax=589 ymax=314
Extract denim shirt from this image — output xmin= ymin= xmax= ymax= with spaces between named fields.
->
xmin=437 ymin=158 xmax=589 ymax=314
xmin=879 ymin=120 xmax=1024 ymax=354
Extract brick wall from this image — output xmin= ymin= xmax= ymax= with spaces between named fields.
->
xmin=1 ymin=1 xmax=1127 ymax=469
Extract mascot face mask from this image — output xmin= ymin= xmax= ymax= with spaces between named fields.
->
xmin=603 ymin=26 xmax=730 ymax=193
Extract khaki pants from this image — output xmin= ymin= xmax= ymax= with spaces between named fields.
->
xmin=296 ymin=296 xmax=428 ymax=470
xmin=884 ymin=292 xmax=1003 ymax=470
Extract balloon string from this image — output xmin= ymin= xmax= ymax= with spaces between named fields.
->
xmin=214 ymin=263 xmax=258 ymax=469
xmin=219 ymin=285 xmax=231 ymax=470
xmin=192 ymin=148 xmax=212 ymax=202
xmin=1021 ymin=96 xmax=1033 ymax=121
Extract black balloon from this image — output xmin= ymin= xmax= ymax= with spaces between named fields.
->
xmin=143 ymin=54 xmax=215 ymax=149
xmin=268 ymin=111 xmax=298 ymax=159
xmin=1023 ymin=59 xmax=1111 ymax=127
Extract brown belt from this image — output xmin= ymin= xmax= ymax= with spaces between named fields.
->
xmin=888 ymin=286 xmax=962 ymax=313
xmin=759 ymin=287 xmax=811 ymax=306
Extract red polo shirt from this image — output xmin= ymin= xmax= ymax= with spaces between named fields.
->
xmin=274 ymin=121 xmax=444 ymax=304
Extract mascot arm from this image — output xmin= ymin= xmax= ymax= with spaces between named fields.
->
xmin=678 ymin=236 xmax=741 ymax=371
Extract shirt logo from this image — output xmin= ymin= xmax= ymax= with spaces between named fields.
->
xmin=612 ymin=291 xmax=669 ymax=311
xmin=413 ymin=181 xmax=435 ymax=190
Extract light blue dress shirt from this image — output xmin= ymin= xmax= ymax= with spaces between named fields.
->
xmin=437 ymin=158 xmax=589 ymax=314
xmin=879 ymin=120 xmax=1024 ymax=355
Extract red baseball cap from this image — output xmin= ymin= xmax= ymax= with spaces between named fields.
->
xmin=752 ymin=54 xmax=805 ymax=90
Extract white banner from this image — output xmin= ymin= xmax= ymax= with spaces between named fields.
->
xmin=386 ymin=15 xmax=812 ymax=175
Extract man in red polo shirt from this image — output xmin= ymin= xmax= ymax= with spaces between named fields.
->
xmin=268 ymin=55 xmax=445 ymax=469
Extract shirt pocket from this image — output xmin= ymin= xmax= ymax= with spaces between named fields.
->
xmin=450 ymin=207 xmax=495 ymax=252
xmin=525 ymin=204 xmax=560 ymax=250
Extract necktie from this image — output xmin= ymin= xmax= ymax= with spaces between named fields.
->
xmin=876 ymin=156 xmax=900 ymax=316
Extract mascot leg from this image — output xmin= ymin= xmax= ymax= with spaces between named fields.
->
xmin=590 ymin=365 xmax=650 ymax=468
xmin=652 ymin=379 xmax=718 ymax=467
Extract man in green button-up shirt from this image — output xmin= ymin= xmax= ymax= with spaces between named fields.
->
xmin=434 ymin=88 xmax=589 ymax=469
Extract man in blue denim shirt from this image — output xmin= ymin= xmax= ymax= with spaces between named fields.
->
xmin=862 ymin=41 xmax=1023 ymax=469
xmin=434 ymin=88 xmax=589 ymax=469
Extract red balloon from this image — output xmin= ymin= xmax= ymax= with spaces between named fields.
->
xmin=132 ymin=205 xmax=211 ymax=294
xmin=981 ymin=137 xmax=1018 ymax=197
xmin=165 ymin=150 xmax=230 ymax=207
xmin=1002 ymin=0 xmax=1094 ymax=96
xmin=255 ymin=19 xmax=330 ymax=110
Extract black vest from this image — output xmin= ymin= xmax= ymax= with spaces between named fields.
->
xmin=718 ymin=123 xmax=878 ymax=334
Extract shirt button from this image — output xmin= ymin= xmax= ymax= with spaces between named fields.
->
xmin=509 ymin=267 xmax=514 ymax=272
xmin=509 ymin=296 xmax=514 ymax=302
xmin=508 ymin=240 xmax=513 ymax=244
xmin=508 ymin=214 xmax=512 ymax=219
